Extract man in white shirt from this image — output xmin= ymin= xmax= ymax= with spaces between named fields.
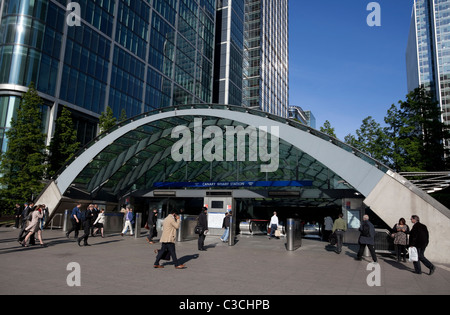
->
xmin=269 ymin=211 xmax=279 ymax=239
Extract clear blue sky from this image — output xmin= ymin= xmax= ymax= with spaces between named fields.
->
xmin=289 ymin=0 xmax=414 ymax=139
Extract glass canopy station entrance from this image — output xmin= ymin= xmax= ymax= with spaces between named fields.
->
xmin=35 ymin=105 xmax=450 ymax=263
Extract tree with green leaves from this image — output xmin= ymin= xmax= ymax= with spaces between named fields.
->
xmin=47 ymin=106 xmax=80 ymax=178
xmin=384 ymin=86 xmax=450 ymax=172
xmin=0 ymin=83 xmax=47 ymax=204
xmin=344 ymin=116 xmax=389 ymax=165
xmin=320 ymin=120 xmax=337 ymax=138
xmin=98 ymin=106 xmax=117 ymax=134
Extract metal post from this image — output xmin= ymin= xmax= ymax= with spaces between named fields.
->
xmin=63 ymin=210 xmax=69 ymax=232
xmin=286 ymin=218 xmax=302 ymax=251
xmin=134 ymin=213 xmax=142 ymax=238
xmin=228 ymin=200 xmax=236 ymax=246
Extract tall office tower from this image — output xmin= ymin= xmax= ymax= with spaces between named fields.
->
xmin=406 ymin=0 xmax=450 ymax=124
xmin=213 ymin=0 xmax=245 ymax=106
xmin=0 ymin=0 xmax=216 ymax=149
xmin=243 ymin=0 xmax=289 ymax=118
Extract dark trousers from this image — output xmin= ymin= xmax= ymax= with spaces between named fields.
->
xmin=198 ymin=232 xmax=206 ymax=250
xmin=67 ymin=218 xmax=80 ymax=238
xmin=154 ymin=243 xmax=179 ymax=266
xmin=413 ymin=247 xmax=434 ymax=274
xmin=77 ymin=221 xmax=91 ymax=245
xmin=357 ymin=243 xmax=377 ymax=262
xmin=335 ymin=230 xmax=344 ymax=253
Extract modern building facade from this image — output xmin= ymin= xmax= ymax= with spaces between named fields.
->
xmin=213 ymin=0 xmax=244 ymax=106
xmin=406 ymin=0 xmax=450 ymax=124
xmin=288 ymin=105 xmax=316 ymax=128
xmin=0 ymin=0 xmax=216 ymax=149
xmin=0 ymin=0 xmax=290 ymax=152
xmin=35 ymin=104 xmax=450 ymax=264
xmin=243 ymin=0 xmax=289 ymax=117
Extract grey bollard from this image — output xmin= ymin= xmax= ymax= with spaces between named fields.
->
xmin=63 ymin=209 xmax=69 ymax=232
xmin=134 ymin=213 xmax=142 ymax=238
xmin=286 ymin=218 xmax=302 ymax=251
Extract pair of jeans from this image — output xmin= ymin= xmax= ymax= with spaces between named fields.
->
xmin=269 ymin=224 xmax=278 ymax=238
xmin=335 ymin=230 xmax=344 ymax=253
xmin=413 ymin=247 xmax=434 ymax=274
xmin=122 ymin=220 xmax=134 ymax=235
xmin=221 ymin=227 xmax=229 ymax=241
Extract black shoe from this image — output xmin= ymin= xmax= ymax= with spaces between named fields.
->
xmin=77 ymin=239 xmax=82 ymax=246
xmin=429 ymin=265 xmax=436 ymax=276
xmin=84 ymin=243 xmax=91 ymax=246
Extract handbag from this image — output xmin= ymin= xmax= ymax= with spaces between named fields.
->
xmin=155 ymin=248 xmax=171 ymax=261
xmin=408 ymin=246 xmax=418 ymax=262
xmin=194 ymin=224 xmax=203 ymax=235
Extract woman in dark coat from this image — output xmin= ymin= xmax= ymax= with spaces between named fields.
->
xmin=198 ymin=207 xmax=208 ymax=251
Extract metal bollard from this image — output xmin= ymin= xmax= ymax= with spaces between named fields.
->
xmin=134 ymin=213 xmax=142 ymax=238
xmin=63 ymin=210 xmax=69 ymax=232
xmin=286 ymin=218 xmax=302 ymax=251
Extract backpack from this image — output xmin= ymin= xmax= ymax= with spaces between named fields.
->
xmin=361 ymin=222 xmax=370 ymax=237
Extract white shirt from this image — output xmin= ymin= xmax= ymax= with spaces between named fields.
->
xmin=270 ymin=215 xmax=279 ymax=226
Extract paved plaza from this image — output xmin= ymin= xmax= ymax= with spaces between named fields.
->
xmin=0 ymin=226 xmax=449 ymax=296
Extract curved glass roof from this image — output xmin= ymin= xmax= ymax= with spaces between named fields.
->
xmin=57 ymin=104 xmax=389 ymax=200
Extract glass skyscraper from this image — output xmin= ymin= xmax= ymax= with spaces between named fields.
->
xmin=0 ymin=0 xmax=216 ymax=148
xmin=244 ymin=0 xmax=289 ymax=118
xmin=0 ymin=0 xmax=289 ymax=151
xmin=213 ymin=0 xmax=244 ymax=106
xmin=406 ymin=0 xmax=450 ymax=124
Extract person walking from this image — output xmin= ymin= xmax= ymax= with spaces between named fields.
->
xmin=323 ymin=215 xmax=333 ymax=242
xmin=66 ymin=203 xmax=81 ymax=238
xmin=146 ymin=208 xmax=158 ymax=244
xmin=17 ymin=202 xmax=33 ymax=243
xmin=153 ymin=211 xmax=186 ymax=269
xmin=355 ymin=214 xmax=377 ymax=263
xmin=220 ymin=211 xmax=231 ymax=242
xmin=13 ymin=203 xmax=22 ymax=229
xmin=90 ymin=204 xmax=100 ymax=237
xmin=93 ymin=208 xmax=106 ymax=238
xmin=409 ymin=215 xmax=435 ymax=275
xmin=268 ymin=211 xmax=279 ymax=239
xmin=21 ymin=205 xmax=46 ymax=248
xmin=198 ymin=207 xmax=208 ymax=251
xmin=77 ymin=204 xmax=94 ymax=246
xmin=121 ymin=207 xmax=135 ymax=236
xmin=391 ymin=218 xmax=409 ymax=262
xmin=331 ymin=213 xmax=347 ymax=254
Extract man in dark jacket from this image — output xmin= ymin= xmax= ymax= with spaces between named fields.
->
xmin=355 ymin=214 xmax=377 ymax=263
xmin=410 ymin=215 xmax=435 ymax=275
xmin=198 ymin=207 xmax=208 ymax=251
xmin=77 ymin=204 xmax=93 ymax=246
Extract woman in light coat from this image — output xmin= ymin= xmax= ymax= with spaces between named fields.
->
xmin=93 ymin=208 xmax=106 ymax=237
xmin=22 ymin=205 xmax=46 ymax=247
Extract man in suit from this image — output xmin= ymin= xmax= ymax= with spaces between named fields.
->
xmin=410 ymin=215 xmax=435 ymax=275
xmin=154 ymin=211 xmax=186 ymax=269
xmin=77 ymin=204 xmax=93 ymax=246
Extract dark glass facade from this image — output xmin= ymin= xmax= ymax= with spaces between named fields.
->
xmin=0 ymin=0 xmax=216 ymax=148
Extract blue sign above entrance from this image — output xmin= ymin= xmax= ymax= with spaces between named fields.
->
xmin=153 ymin=180 xmax=313 ymax=189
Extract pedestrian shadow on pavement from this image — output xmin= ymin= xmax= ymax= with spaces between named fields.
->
xmin=163 ymin=254 xmax=200 ymax=266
